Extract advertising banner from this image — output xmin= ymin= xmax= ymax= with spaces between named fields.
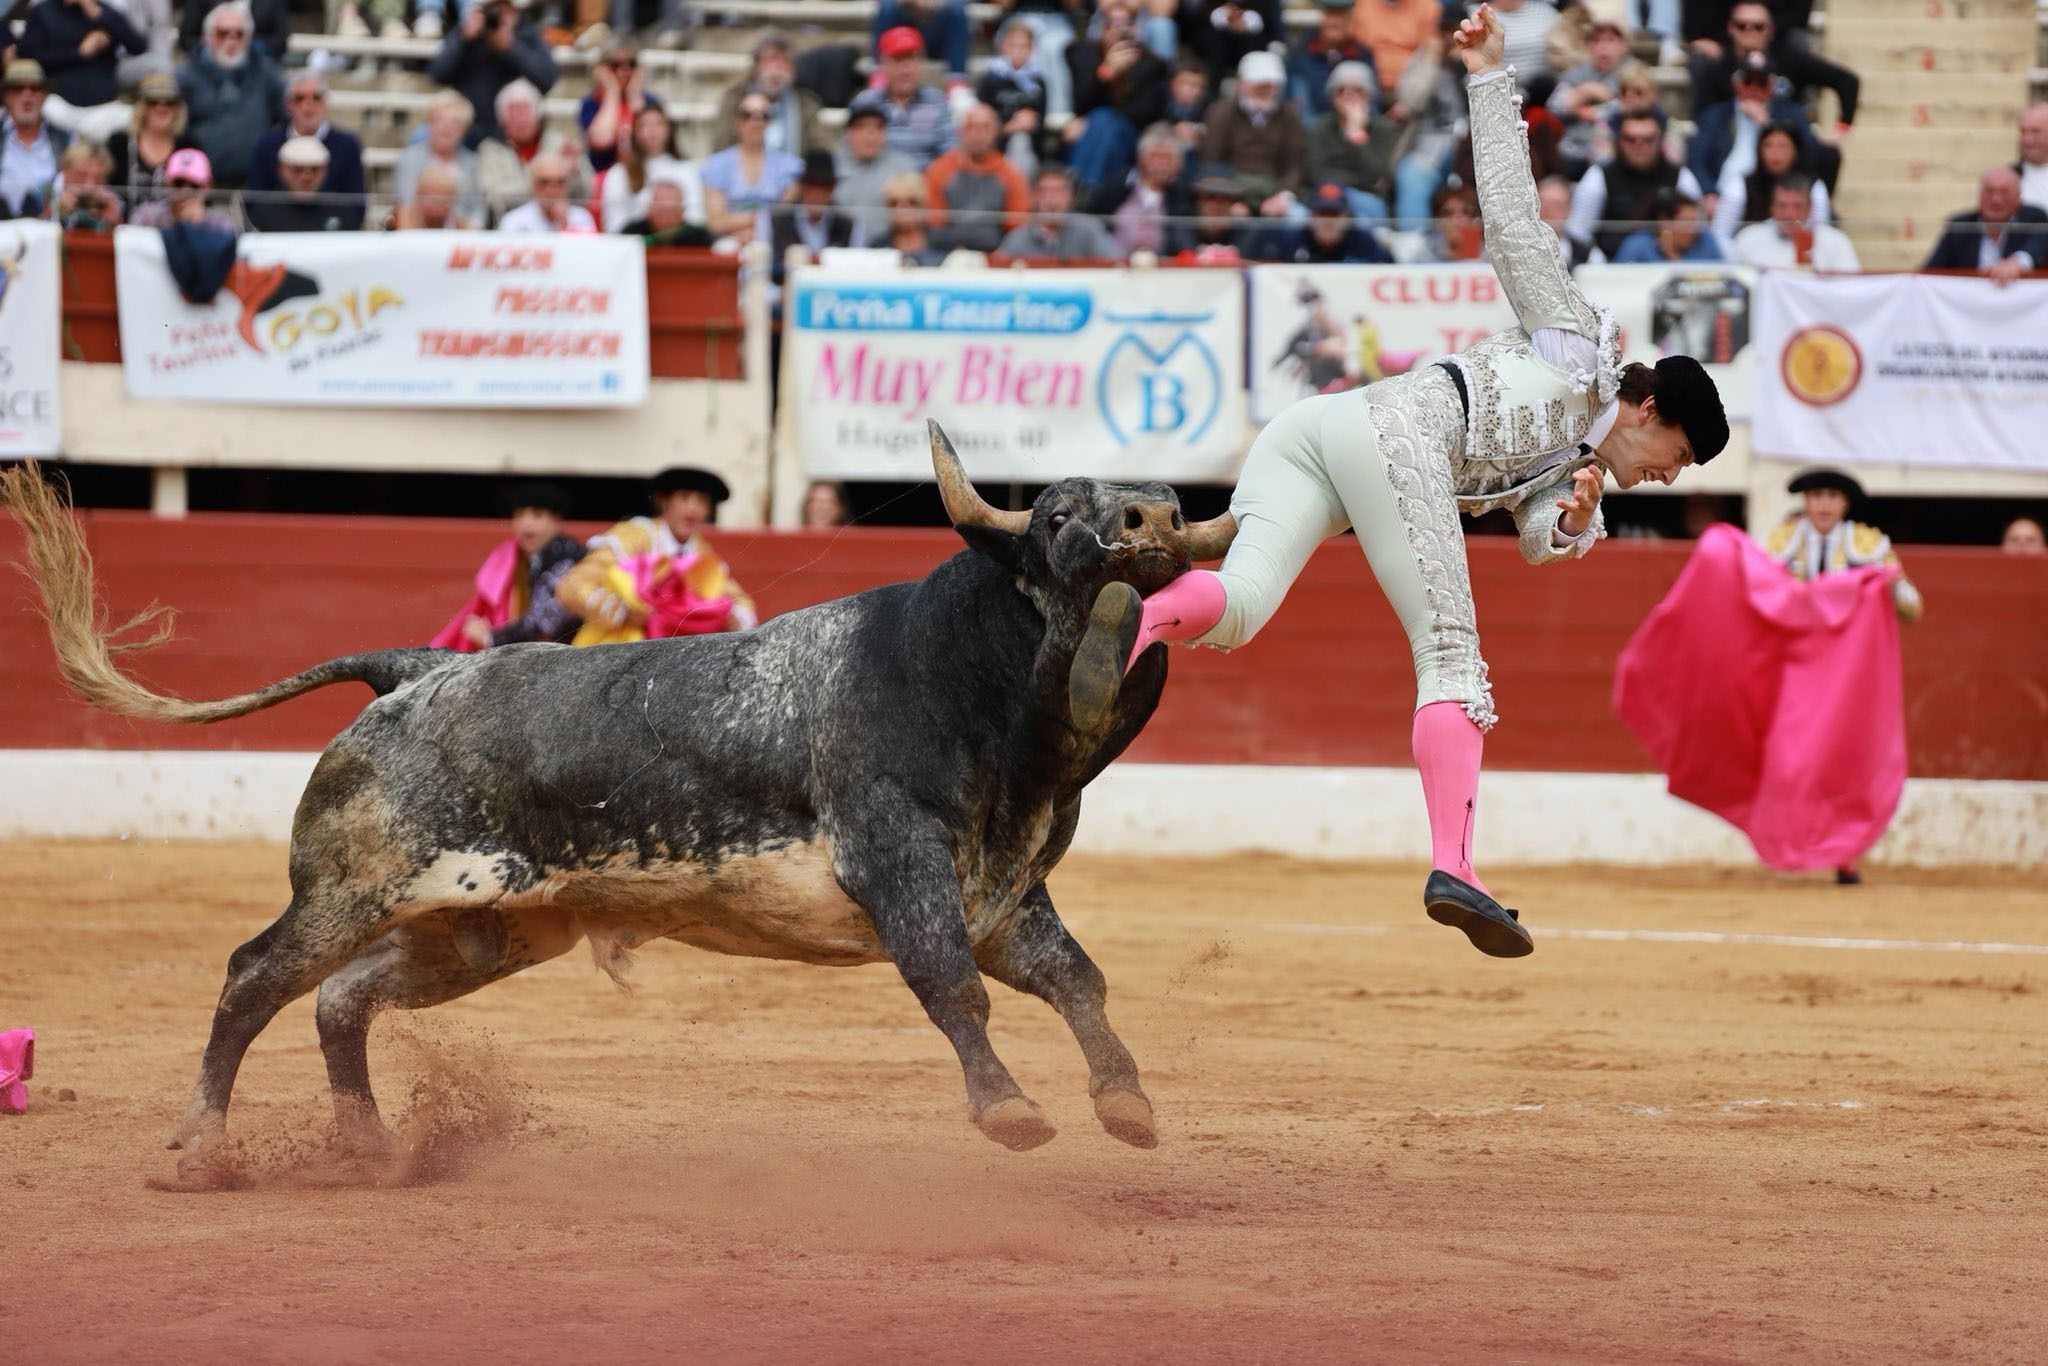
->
xmin=1575 ymin=263 xmax=1757 ymax=418
xmin=787 ymin=266 xmax=1246 ymax=482
xmin=115 ymin=227 xmax=648 ymax=407
xmin=0 ymin=220 xmax=63 ymax=457
xmin=1754 ymin=271 xmax=2048 ymax=471
xmin=1246 ymin=263 xmax=1516 ymax=422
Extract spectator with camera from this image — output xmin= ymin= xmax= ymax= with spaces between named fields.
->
xmin=428 ymin=0 xmax=558 ymax=149
xmin=1064 ymin=0 xmax=1168 ymax=197
xmin=1687 ymin=52 xmax=1815 ymax=205
xmin=51 ymin=137 xmax=121 ymax=228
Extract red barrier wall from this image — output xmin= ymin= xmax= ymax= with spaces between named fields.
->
xmin=3 ymin=513 xmax=2044 ymax=779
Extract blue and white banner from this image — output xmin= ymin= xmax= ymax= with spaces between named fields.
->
xmin=786 ymin=266 xmax=1246 ymax=482
xmin=115 ymin=227 xmax=648 ymax=408
xmin=0 ymin=220 xmax=63 ymax=457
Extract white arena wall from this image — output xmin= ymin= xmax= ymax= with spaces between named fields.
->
xmin=3 ymin=750 xmax=2041 ymax=869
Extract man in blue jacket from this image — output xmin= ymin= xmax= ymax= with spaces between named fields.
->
xmin=176 ymin=2 xmax=284 ymax=188
xmin=18 ymin=0 xmax=145 ymax=140
xmin=245 ymin=71 xmax=366 ymax=229
xmin=1921 ymin=167 xmax=2048 ymax=283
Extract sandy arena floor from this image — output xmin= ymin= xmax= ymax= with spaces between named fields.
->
xmin=3 ymin=838 xmax=2045 ymax=1362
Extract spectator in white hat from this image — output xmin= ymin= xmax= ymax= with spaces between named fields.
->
xmin=246 ymin=134 xmax=355 ymax=232
xmin=1201 ymin=47 xmax=1306 ymax=219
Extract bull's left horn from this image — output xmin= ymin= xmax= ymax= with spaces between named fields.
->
xmin=1185 ymin=511 xmax=1237 ymax=561
xmin=929 ymin=420 xmax=1031 ymax=534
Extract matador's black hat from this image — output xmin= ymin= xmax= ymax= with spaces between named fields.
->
xmin=1652 ymin=355 xmax=1729 ymax=465
xmin=1786 ymin=467 xmax=1866 ymax=502
xmin=501 ymin=479 xmax=573 ymax=517
xmin=648 ymin=466 xmax=732 ymax=504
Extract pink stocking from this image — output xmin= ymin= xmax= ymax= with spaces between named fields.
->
xmin=1126 ymin=570 xmax=1228 ymax=670
xmin=1412 ymin=700 xmax=1488 ymax=896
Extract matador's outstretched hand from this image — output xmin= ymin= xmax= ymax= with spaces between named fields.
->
xmin=1452 ymin=4 xmax=1507 ymax=78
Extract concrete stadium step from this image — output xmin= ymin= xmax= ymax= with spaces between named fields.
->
xmin=1818 ymin=0 xmax=2033 ymax=18
xmin=1824 ymin=41 xmax=2036 ymax=76
xmin=1845 ymin=124 xmax=2032 ymax=160
xmin=1844 ymin=147 xmax=2020 ymax=182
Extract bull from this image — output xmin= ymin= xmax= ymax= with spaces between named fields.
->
xmin=1 ymin=428 xmax=1235 ymax=1175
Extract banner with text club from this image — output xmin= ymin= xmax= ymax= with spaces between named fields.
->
xmin=114 ymin=228 xmax=649 ymax=408
xmin=788 ymin=267 xmax=1246 ymax=483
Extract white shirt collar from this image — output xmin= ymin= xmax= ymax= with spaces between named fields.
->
xmin=1583 ymin=400 xmax=1620 ymax=453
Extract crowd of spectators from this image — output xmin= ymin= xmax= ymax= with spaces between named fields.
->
xmin=0 ymin=0 xmax=2043 ymax=280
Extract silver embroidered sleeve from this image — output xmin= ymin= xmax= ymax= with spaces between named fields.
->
xmin=1511 ymin=475 xmax=1606 ymax=564
xmin=1467 ymin=70 xmax=1585 ymax=339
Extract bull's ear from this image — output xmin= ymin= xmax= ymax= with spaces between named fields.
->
xmin=954 ymin=522 xmax=1024 ymax=567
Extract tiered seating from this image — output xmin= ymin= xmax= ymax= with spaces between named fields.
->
xmin=1823 ymin=0 xmax=2038 ymax=270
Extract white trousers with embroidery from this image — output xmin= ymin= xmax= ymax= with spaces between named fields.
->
xmin=1195 ymin=370 xmax=1497 ymax=730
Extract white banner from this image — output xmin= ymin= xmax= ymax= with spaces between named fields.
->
xmin=115 ymin=227 xmax=647 ymax=407
xmin=0 ymin=221 xmax=63 ymax=457
xmin=787 ymin=267 xmax=1245 ymax=482
xmin=1754 ymin=271 xmax=2048 ymax=471
xmin=1246 ymin=263 xmax=1516 ymax=422
xmin=1576 ymin=262 xmax=1756 ymax=419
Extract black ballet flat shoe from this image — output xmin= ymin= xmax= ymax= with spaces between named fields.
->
xmin=1424 ymin=870 xmax=1535 ymax=959
xmin=1835 ymin=867 xmax=1863 ymax=886
xmin=1069 ymin=581 xmax=1144 ymax=733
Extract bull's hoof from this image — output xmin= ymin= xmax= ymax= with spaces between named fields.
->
xmin=975 ymin=1097 xmax=1057 ymax=1152
xmin=1093 ymin=1087 xmax=1159 ymax=1149
xmin=335 ymin=1107 xmax=399 ymax=1163
xmin=1069 ymin=582 xmax=1143 ymax=733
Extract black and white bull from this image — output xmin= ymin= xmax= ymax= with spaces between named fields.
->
xmin=1 ymin=433 xmax=1235 ymax=1175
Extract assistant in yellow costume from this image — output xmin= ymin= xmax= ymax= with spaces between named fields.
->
xmin=1763 ymin=468 xmax=1923 ymax=623
xmin=556 ymin=466 xmax=757 ymax=646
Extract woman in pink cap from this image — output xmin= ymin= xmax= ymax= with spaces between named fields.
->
xmin=128 ymin=147 xmax=239 ymax=229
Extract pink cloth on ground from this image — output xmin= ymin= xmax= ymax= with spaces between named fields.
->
xmin=1613 ymin=524 xmax=1906 ymax=871
xmin=1413 ymin=700 xmax=1489 ymax=894
xmin=617 ymin=551 xmax=735 ymax=639
xmin=0 ymin=1028 xmax=33 ymax=1115
xmin=431 ymin=538 xmax=523 ymax=652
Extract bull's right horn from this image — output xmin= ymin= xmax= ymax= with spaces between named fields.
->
xmin=1184 ymin=511 xmax=1237 ymax=561
xmin=929 ymin=420 xmax=1031 ymax=535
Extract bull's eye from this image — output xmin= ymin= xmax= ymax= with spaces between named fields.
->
xmin=1050 ymin=512 xmax=1069 ymax=531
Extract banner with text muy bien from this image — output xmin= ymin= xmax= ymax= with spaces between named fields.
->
xmin=115 ymin=227 xmax=648 ymax=408
xmin=787 ymin=267 xmax=1245 ymax=482
xmin=1246 ymin=263 xmax=1516 ymax=422
xmin=1754 ymin=271 xmax=2048 ymax=471
xmin=0 ymin=220 xmax=62 ymax=457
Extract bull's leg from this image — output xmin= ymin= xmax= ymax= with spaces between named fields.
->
xmin=976 ymin=884 xmax=1158 ymax=1150
xmin=840 ymin=838 xmax=1054 ymax=1152
xmin=169 ymin=893 xmax=388 ymax=1170
xmin=315 ymin=907 xmax=582 ymax=1155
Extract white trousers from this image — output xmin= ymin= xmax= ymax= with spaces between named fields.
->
xmin=1199 ymin=375 xmax=1496 ymax=729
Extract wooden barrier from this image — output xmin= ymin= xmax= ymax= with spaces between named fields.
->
xmin=55 ymin=234 xmax=744 ymax=380
xmin=4 ymin=513 xmax=2043 ymax=778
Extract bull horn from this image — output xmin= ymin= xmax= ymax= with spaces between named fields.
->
xmin=1184 ymin=510 xmax=1237 ymax=562
xmin=929 ymin=420 xmax=1031 ymax=535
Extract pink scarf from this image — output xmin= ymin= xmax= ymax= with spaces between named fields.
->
xmin=431 ymin=539 xmax=522 ymax=652
xmin=1613 ymin=525 xmax=1906 ymax=871
xmin=618 ymin=550 xmax=734 ymax=639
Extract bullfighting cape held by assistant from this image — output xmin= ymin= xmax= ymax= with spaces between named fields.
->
xmin=1612 ymin=524 xmax=1907 ymax=871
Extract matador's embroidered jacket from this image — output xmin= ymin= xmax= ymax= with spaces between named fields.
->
xmin=1763 ymin=517 xmax=1925 ymax=622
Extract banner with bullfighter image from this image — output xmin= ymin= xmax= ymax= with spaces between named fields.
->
xmin=114 ymin=227 xmax=648 ymax=408
xmin=1246 ymin=263 xmax=1517 ymax=422
xmin=1574 ymin=263 xmax=1757 ymax=419
xmin=786 ymin=266 xmax=1245 ymax=483
xmin=1754 ymin=271 xmax=2048 ymax=471
xmin=0 ymin=220 xmax=63 ymax=457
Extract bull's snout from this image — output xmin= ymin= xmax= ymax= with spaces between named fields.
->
xmin=1120 ymin=501 xmax=1187 ymax=547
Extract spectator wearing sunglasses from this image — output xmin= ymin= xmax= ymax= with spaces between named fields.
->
xmin=244 ymin=72 xmax=365 ymax=229
xmin=578 ymin=38 xmax=663 ymax=174
xmin=176 ymin=1 xmax=285 ymax=188
xmin=427 ymin=0 xmax=558 ymax=149
xmin=129 ymin=145 xmax=239 ymax=229
xmin=701 ymin=89 xmax=803 ymax=243
xmin=178 ymin=0 xmax=289 ymax=64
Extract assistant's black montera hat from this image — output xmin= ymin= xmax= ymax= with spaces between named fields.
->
xmin=1654 ymin=355 xmax=1729 ymax=465
xmin=648 ymin=466 xmax=732 ymax=503
xmin=1786 ymin=467 xmax=1866 ymax=501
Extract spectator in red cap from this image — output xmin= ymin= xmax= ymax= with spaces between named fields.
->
xmin=129 ymin=146 xmax=238 ymax=228
xmin=849 ymin=27 xmax=956 ymax=166
xmin=873 ymin=0 xmax=970 ymax=82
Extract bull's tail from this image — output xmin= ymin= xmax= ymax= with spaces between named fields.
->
xmin=2 ymin=460 xmax=445 ymax=726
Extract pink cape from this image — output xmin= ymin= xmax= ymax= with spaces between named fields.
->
xmin=618 ymin=550 xmax=734 ymax=639
xmin=1612 ymin=524 xmax=1906 ymax=871
xmin=431 ymin=539 xmax=522 ymax=652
